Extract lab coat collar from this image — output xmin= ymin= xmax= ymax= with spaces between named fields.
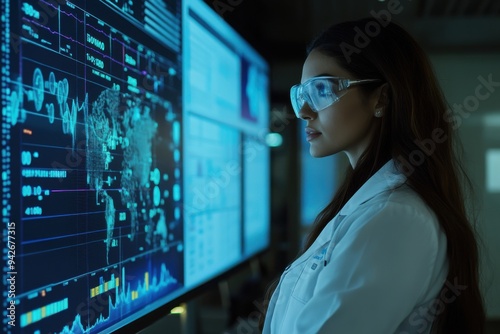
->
xmin=338 ymin=159 xmax=407 ymax=217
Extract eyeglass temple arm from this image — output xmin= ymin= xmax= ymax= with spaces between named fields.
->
xmin=346 ymin=79 xmax=381 ymax=87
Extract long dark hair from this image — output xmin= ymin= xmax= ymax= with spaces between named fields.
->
xmin=261 ymin=18 xmax=485 ymax=333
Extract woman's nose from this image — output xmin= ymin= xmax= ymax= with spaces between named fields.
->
xmin=298 ymin=103 xmax=317 ymax=120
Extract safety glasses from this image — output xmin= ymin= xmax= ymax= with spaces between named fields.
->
xmin=290 ymin=76 xmax=380 ymax=118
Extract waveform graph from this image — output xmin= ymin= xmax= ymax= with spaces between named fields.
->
xmin=14 ymin=259 xmax=182 ymax=334
xmin=17 ymin=48 xmax=88 ymax=150
xmin=22 ymin=66 xmax=81 ymax=138
xmin=79 ymin=262 xmax=182 ymax=334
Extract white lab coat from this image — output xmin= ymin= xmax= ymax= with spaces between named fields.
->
xmin=263 ymin=160 xmax=449 ymax=334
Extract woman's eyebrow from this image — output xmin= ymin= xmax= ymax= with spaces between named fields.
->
xmin=314 ymin=73 xmax=338 ymax=77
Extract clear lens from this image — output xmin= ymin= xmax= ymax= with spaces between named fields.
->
xmin=290 ymin=78 xmax=340 ymax=116
xmin=290 ymin=84 xmax=303 ymax=117
xmin=306 ymin=79 xmax=339 ymax=111
xmin=290 ymin=76 xmax=378 ymax=118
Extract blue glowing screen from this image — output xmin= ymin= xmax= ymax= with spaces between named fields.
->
xmin=1 ymin=0 xmax=269 ymax=333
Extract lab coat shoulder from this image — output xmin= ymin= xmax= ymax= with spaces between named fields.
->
xmin=340 ymin=183 xmax=440 ymax=239
xmin=293 ymin=184 xmax=447 ymax=334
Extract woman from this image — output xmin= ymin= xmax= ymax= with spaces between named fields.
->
xmin=261 ymin=18 xmax=485 ymax=333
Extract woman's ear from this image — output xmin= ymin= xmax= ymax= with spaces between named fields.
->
xmin=373 ymin=83 xmax=390 ymax=109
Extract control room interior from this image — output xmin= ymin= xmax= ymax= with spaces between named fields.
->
xmin=3 ymin=0 xmax=500 ymax=333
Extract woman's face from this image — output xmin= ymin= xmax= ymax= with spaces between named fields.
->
xmin=298 ymin=49 xmax=381 ymax=167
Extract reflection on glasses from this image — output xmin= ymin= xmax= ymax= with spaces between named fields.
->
xmin=290 ymin=76 xmax=381 ymax=118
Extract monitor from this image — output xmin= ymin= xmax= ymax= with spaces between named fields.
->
xmin=1 ymin=0 xmax=270 ymax=333
xmin=183 ymin=0 xmax=271 ymax=288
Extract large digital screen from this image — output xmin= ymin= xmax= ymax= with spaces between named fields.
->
xmin=182 ymin=0 xmax=270 ymax=286
xmin=1 ymin=0 xmax=270 ymax=333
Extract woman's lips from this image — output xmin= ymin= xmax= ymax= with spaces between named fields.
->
xmin=306 ymin=133 xmax=321 ymax=141
xmin=305 ymin=127 xmax=321 ymax=141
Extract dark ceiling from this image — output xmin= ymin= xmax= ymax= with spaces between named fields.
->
xmin=203 ymin=0 xmax=500 ymax=63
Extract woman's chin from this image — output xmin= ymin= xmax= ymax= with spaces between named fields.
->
xmin=309 ymin=147 xmax=339 ymax=158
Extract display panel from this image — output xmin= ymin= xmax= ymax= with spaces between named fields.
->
xmin=1 ymin=0 xmax=269 ymax=333
xmin=183 ymin=115 xmax=242 ymax=287
xmin=182 ymin=0 xmax=271 ymax=288
xmin=2 ymin=1 xmax=183 ymax=332
xmin=243 ymin=134 xmax=270 ymax=255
